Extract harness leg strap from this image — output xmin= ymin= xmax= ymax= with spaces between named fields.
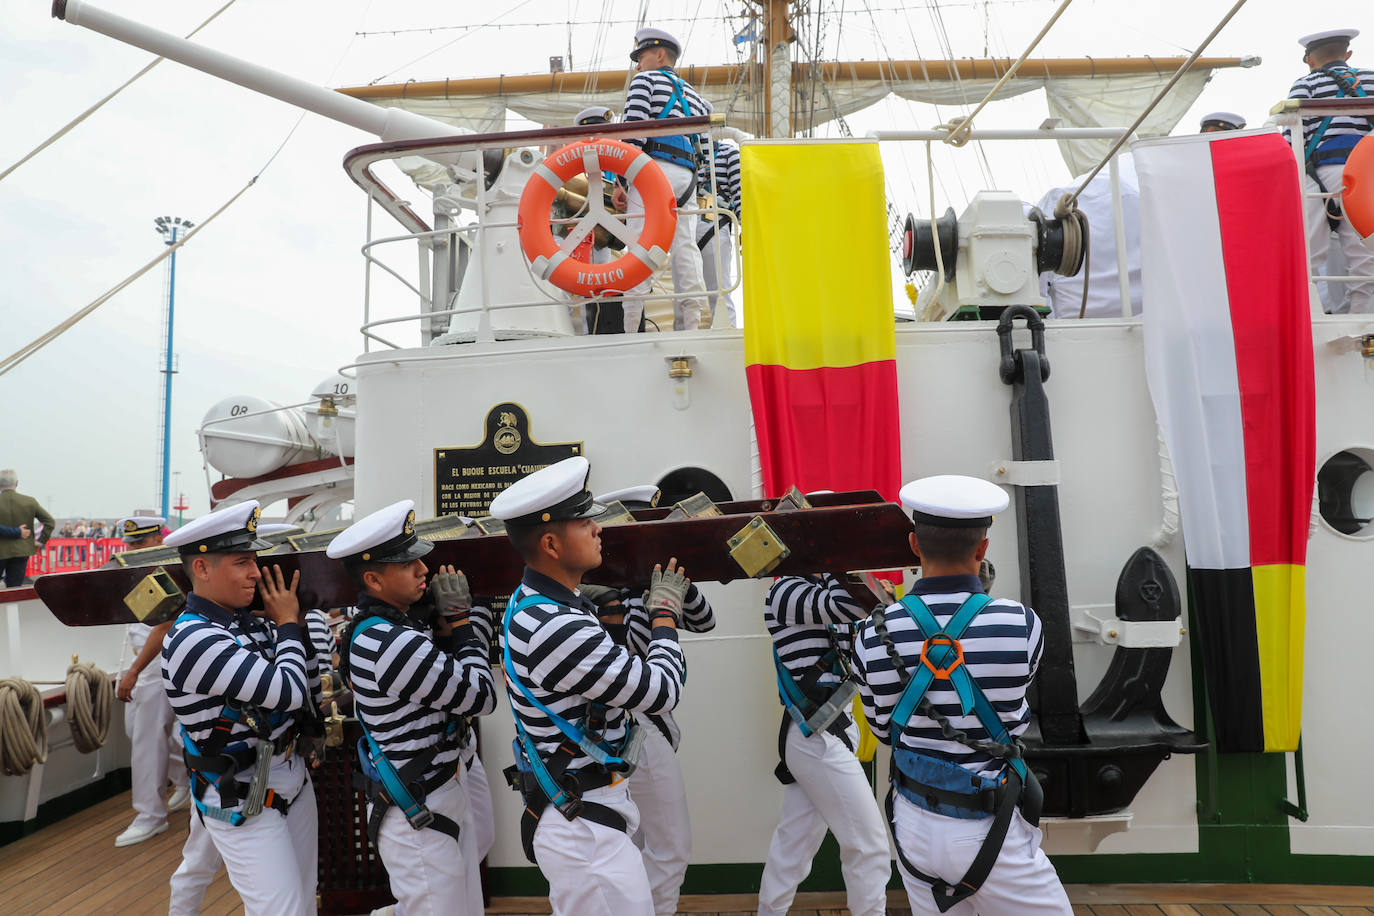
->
xmin=886 ymin=767 xmax=1025 ymax=913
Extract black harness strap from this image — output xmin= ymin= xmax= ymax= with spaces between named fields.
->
xmin=504 ymin=739 xmax=626 ymax=864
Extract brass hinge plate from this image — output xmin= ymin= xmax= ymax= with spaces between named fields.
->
xmin=728 ymin=516 xmax=790 ymax=578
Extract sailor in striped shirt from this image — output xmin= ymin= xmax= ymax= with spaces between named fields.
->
xmin=853 ymin=476 xmax=1069 ymax=914
xmin=613 ymin=27 xmax=710 ymax=332
xmin=696 ymin=137 xmax=741 ymax=328
xmin=758 ymin=572 xmax=891 ymax=916
xmin=329 ymin=500 xmax=495 ymax=916
xmin=492 ymin=457 xmax=687 ymax=915
xmin=582 ymin=485 xmax=714 ymax=916
xmin=1288 ymin=28 xmax=1374 ymax=312
xmin=160 ymin=501 xmax=319 ymax=916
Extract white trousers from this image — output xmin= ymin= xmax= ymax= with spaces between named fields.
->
xmin=202 ymin=761 xmax=317 ymax=916
xmin=168 ymin=808 xmax=224 ymax=916
xmin=533 ymin=780 xmax=653 ymax=915
xmin=628 ymin=728 xmax=690 ymax=916
xmin=125 ymin=665 xmax=187 ymax=829
xmin=757 ymin=720 xmax=890 ymax=916
xmin=624 ymin=161 xmax=705 ymax=332
xmin=892 ymin=793 xmax=1071 ymax=915
xmin=464 ymin=752 xmax=496 ymax=861
xmin=697 ymin=222 xmax=737 ymax=328
xmin=374 ymin=778 xmax=484 ymax=916
xmin=1306 ymin=162 xmax=1374 ymax=313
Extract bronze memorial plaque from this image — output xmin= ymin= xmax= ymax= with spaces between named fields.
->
xmin=434 ymin=403 xmax=583 ymax=517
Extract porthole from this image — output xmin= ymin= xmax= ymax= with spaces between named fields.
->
xmin=1317 ymin=448 xmax=1374 ymax=537
xmin=656 ymin=467 xmax=733 ymax=507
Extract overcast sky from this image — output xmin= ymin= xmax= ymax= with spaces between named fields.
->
xmin=0 ymin=0 xmax=1349 ymax=523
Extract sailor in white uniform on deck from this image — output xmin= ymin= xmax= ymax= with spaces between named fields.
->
xmin=697 ymin=137 xmax=742 ymax=328
xmin=757 ymin=569 xmax=890 ymax=916
xmin=584 ymin=484 xmax=715 ymax=916
xmin=1199 ymin=111 xmax=1246 ymax=132
xmin=854 ymin=476 xmax=1071 ymax=915
xmin=493 ymin=457 xmax=688 ymax=915
xmin=161 ymin=501 xmax=320 ymax=916
xmin=330 ymin=500 xmax=496 ymax=916
xmin=613 ymin=27 xmax=710 ymax=332
xmin=112 ymin=515 xmax=191 ymax=848
xmin=1288 ymin=28 xmax=1374 ymax=313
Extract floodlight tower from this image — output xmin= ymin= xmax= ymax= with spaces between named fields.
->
xmin=154 ymin=215 xmax=193 ymax=519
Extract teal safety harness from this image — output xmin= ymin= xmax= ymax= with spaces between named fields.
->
xmin=344 ymin=614 xmax=467 ymax=847
xmin=176 ymin=611 xmax=298 ymax=826
xmin=501 ymin=590 xmax=643 ymax=863
xmin=771 ymin=624 xmax=860 ymax=783
xmin=1303 ymin=64 xmax=1372 ymax=228
xmin=643 ymin=68 xmax=699 ymax=172
xmin=874 ymin=593 xmax=1043 ymax=913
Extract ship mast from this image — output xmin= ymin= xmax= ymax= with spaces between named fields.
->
xmin=762 ymin=0 xmax=795 ymax=138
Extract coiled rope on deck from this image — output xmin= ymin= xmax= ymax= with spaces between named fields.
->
xmin=0 ymin=677 xmax=48 ymax=776
xmin=65 ymin=661 xmax=114 ymax=754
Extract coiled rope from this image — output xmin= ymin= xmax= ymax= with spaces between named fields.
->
xmin=0 ymin=677 xmax=48 ymax=776
xmin=65 ymin=660 xmax=114 ymax=754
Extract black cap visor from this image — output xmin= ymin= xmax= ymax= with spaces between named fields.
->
xmin=504 ymin=489 xmax=607 ymax=527
xmin=175 ymin=530 xmax=275 ymax=556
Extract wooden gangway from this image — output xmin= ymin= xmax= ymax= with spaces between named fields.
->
xmin=2 ymin=790 xmax=1371 ymax=915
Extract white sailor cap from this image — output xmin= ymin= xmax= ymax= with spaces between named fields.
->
xmin=1200 ymin=111 xmax=1246 ymax=130
xmin=326 ymin=500 xmax=433 ymax=563
xmin=899 ymin=475 xmax=1009 ymax=529
xmin=594 ymin=485 xmax=661 ymax=509
xmin=576 ymin=106 xmax=615 ymax=126
xmin=1300 ymin=29 xmax=1359 ymax=52
xmin=491 ymin=456 xmax=606 ymax=527
xmin=164 ymin=501 xmax=272 ymax=555
xmin=631 ymin=27 xmax=681 ymax=62
xmin=117 ymin=516 xmax=165 ymax=543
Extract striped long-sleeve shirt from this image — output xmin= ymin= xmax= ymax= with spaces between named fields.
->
xmin=1287 ymin=65 xmax=1374 ymax=161
xmin=622 ymin=67 xmax=710 ymax=167
xmin=618 ymin=582 xmax=714 ymax=747
xmin=697 ymin=138 xmax=741 ymax=221
xmin=766 ymin=574 xmax=872 ymax=700
xmin=503 ymin=568 xmax=685 ymax=771
xmin=345 ymin=595 xmax=496 ymax=785
xmin=853 ymin=574 xmax=1043 ymax=780
xmin=163 ymin=593 xmax=315 ymax=805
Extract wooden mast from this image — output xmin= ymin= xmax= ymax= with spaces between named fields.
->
xmin=334 ymin=57 xmax=1256 ymax=100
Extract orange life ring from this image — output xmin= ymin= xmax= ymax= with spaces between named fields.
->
xmin=517 ymin=138 xmax=677 ymax=297
xmin=1343 ymin=135 xmax=1374 ymax=243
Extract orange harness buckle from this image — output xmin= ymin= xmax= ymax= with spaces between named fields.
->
xmin=919 ymin=634 xmax=965 ymax=679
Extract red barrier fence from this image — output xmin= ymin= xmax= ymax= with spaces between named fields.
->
xmin=24 ymin=538 xmax=127 ymax=576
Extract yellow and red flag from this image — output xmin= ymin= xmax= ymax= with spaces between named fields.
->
xmin=740 ymin=140 xmax=901 ymax=500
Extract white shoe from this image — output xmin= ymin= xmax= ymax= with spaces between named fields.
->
xmin=115 ymin=820 xmax=169 ymax=847
xmin=167 ymin=785 xmax=192 ymax=812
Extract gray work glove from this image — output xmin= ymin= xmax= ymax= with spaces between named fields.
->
xmin=431 ymin=570 xmax=473 ymax=622
xmin=644 ymin=565 xmax=690 ymax=625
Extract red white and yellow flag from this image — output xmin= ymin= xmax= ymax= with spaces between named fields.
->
xmin=1136 ymin=132 xmax=1316 ymax=753
xmin=739 ymin=140 xmax=901 ymax=501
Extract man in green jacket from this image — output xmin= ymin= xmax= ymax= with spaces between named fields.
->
xmin=0 ymin=469 xmax=56 ymax=587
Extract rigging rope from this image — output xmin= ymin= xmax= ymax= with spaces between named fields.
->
xmin=0 ymin=177 xmax=256 ymax=379
xmin=1056 ymin=0 xmax=1251 ymax=216
xmin=0 ymin=678 xmax=48 ymax=776
xmin=943 ymin=0 xmax=1076 ymax=147
xmin=65 ymin=661 xmax=114 ymax=754
xmin=0 ymin=0 xmax=238 ymax=185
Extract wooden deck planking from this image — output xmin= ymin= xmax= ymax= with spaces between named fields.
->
xmin=1 ymin=791 xmax=1372 ymax=915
